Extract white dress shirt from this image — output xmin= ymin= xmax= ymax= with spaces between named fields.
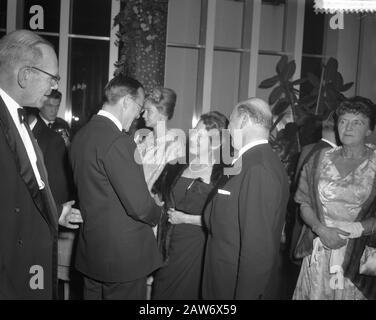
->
xmin=29 ymin=117 xmax=38 ymax=130
xmin=0 ymin=88 xmax=45 ymax=189
xmin=39 ymin=113 xmax=54 ymax=127
xmin=98 ymin=110 xmax=122 ymax=131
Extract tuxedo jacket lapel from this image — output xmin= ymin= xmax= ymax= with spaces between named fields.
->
xmin=0 ymin=99 xmax=41 ymax=199
xmin=0 ymin=98 xmax=58 ymax=231
xmin=24 ymin=120 xmax=59 ymax=231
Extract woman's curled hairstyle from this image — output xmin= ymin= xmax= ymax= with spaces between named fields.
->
xmin=147 ymin=87 xmax=177 ymax=120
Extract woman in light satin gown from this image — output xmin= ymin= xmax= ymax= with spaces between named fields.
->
xmin=293 ymin=97 xmax=376 ymax=300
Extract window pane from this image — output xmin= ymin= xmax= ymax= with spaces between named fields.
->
xmin=68 ymin=38 xmax=109 ymax=137
xmin=302 ymin=0 xmax=325 ymax=55
xmin=211 ymin=51 xmax=241 ymax=118
xmin=259 ymin=2 xmax=285 ymax=51
xmin=40 ymin=34 xmax=59 ymax=54
xmin=215 ymin=0 xmax=243 ymax=48
xmin=71 ymin=0 xmax=111 ymax=37
xmin=23 ymin=0 xmax=60 ymax=33
xmin=256 ymin=54 xmax=281 ymax=102
xmin=0 ymin=0 xmax=6 ymax=29
xmin=167 ymin=0 xmax=202 ymax=45
xmin=164 ymin=47 xmax=199 ymax=132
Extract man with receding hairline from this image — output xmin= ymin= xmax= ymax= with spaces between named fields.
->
xmin=0 ymin=30 xmax=82 ymax=299
xmin=203 ymin=97 xmax=289 ymax=299
xmin=70 ymin=75 xmax=162 ymax=300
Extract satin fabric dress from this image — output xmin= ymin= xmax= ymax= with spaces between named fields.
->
xmin=293 ymin=146 xmax=376 ymax=300
xmin=137 ymin=129 xmax=184 ymax=191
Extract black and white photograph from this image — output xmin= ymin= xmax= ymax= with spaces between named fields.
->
xmin=0 ymin=0 xmax=376 ymax=305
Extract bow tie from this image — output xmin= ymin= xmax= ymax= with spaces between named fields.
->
xmin=17 ymin=108 xmax=27 ymax=124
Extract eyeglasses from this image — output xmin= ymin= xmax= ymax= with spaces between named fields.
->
xmin=134 ymin=101 xmax=143 ymax=114
xmin=28 ymin=66 xmax=60 ymax=87
xmin=127 ymin=98 xmax=143 ymax=114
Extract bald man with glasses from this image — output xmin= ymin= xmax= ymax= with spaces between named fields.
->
xmin=0 ymin=30 xmax=82 ymax=300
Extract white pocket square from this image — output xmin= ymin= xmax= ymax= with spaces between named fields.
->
xmin=218 ymin=189 xmax=231 ymax=195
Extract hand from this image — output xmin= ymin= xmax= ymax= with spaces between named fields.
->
xmin=167 ymin=208 xmax=187 ymax=225
xmin=316 ymin=225 xmax=350 ymax=249
xmin=59 ymin=200 xmax=83 ymax=229
xmin=61 ymin=131 xmax=70 ymax=147
xmin=152 ymin=193 xmax=164 ymax=207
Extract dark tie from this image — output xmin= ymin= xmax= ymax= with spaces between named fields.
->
xmin=48 ymin=122 xmax=53 ymax=129
xmin=17 ymin=108 xmax=27 ymax=124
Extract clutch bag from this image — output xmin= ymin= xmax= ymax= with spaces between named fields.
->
xmin=359 ymin=246 xmax=376 ymax=276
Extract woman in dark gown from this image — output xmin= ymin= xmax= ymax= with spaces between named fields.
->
xmin=151 ymin=111 xmax=229 ymax=300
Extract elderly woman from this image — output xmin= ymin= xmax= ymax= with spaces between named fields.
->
xmin=136 ymin=87 xmax=184 ymax=191
xmin=293 ymin=97 xmax=376 ymax=300
xmin=151 ymin=111 xmax=229 ymax=300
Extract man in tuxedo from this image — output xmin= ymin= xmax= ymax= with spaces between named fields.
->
xmin=203 ymin=97 xmax=289 ymax=300
xmin=29 ymin=111 xmax=72 ymax=205
xmin=38 ymin=89 xmax=70 ymax=146
xmin=0 ymin=30 xmax=82 ymax=299
xmin=70 ymin=75 xmax=162 ymax=300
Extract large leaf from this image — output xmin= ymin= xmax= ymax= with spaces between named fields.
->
xmin=284 ymin=61 xmax=296 ymax=81
xmin=276 ymin=55 xmax=288 ymax=75
xmin=269 ymin=86 xmax=284 ymax=105
xmin=341 ymin=82 xmax=354 ymax=92
xmin=334 ymin=72 xmax=344 ymax=91
xmin=272 ymin=99 xmax=290 ymax=116
xmin=324 ymin=57 xmax=338 ymax=82
xmin=325 ymin=83 xmax=339 ymax=102
xmin=307 ymin=72 xmax=320 ymax=87
xmin=270 ymin=112 xmax=286 ymax=132
xmin=292 ymin=78 xmax=307 ymax=86
xmin=259 ymin=75 xmax=279 ymax=89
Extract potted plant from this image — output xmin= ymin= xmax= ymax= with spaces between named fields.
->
xmin=259 ymin=55 xmax=354 ymax=181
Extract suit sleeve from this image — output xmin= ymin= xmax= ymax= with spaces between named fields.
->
xmin=45 ymin=134 xmax=71 ymax=204
xmin=103 ymin=136 xmax=160 ymax=226
xmin=235 ymin=165 xmax=281 ymax=299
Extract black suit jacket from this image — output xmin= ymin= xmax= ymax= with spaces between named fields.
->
xmin=0 ymin=97 xmax=59 ymax=299
xmin=32 ymin=116 xmax=72 ymax=204
xmin=203 ymin=143 xmax=289 ymax=300
xmin=70 ymin=115 xmax=162 ymax=282
xmin=51 ymin=117 xmax=70 ymax=133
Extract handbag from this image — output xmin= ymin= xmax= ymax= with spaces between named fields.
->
xmin=359 ymin=246 xmax=376 ymax=276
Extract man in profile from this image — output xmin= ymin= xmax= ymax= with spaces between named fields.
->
xmin=0 ymin=30 xmax=81 ymax=299
xmin=70 ymin=75 xmax=162 ymax=300
xmin=203 ymin=98 xmax=289 ymax=299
